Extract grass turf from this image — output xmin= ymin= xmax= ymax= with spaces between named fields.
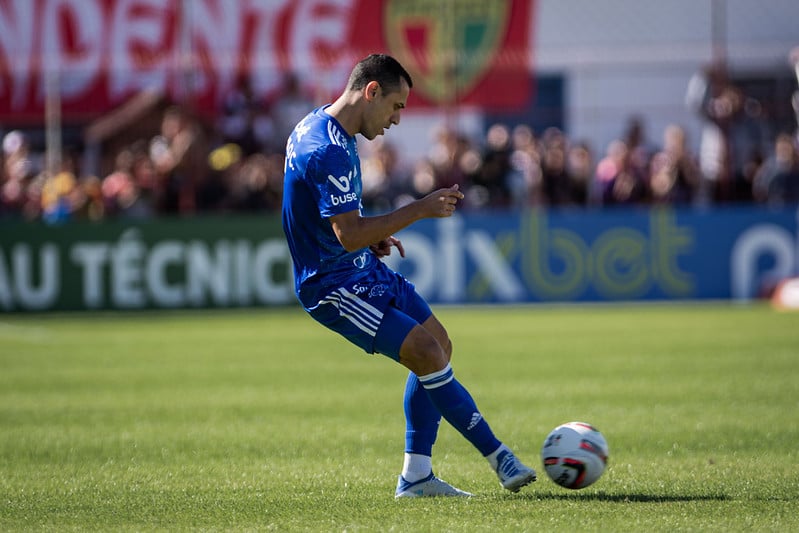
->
xmin=1 ymin=303 xmax=797 ymax=531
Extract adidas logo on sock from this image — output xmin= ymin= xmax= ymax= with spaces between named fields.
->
xmin=467 ymin=412 xmax=483 ymax=431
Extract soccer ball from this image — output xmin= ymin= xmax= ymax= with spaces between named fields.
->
xmin=541 ymin=421 xmax=609 ymax=489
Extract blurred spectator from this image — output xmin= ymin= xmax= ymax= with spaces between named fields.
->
xmin=565 ymin=141 xmax=593 ymax=206
xmin=218 ymin=74 xmax=264 ymax=156
xmin=40 ymin=152 xmax=82 ymax=224
xmin=469 ymin=123 xmax=512 ymax=208
xmin=102 ymin=145 xmax=154 ymax=218
xmin=149 ymin=106 xmax=209 ymax=214
xmin=201 ymin=143 xmax=242 ymax=212
xmin=427 ymin=125 xmax=473 ymax=194
xmin=731 ymin=148 xmax=763 ymax=203
xmin=752 ymin=133 xmax=799 ymax=205
xmin=266 ymin=72 xmax=315 ymax=152
xmin=224 ymin=153 xmax=283 ymax=212
xmin=623 ymin=116 xmax=655 ymax=187
xmin=648 ymin=125 xmax=701 ymax=205
xmin=101 ymin=148 xmax=132 ymax=213
xmin=1 ymin=130 xmax=41 ymax=219
xmin=539 ymin=127 xmax=572 ymax=206
xmin=791 ymin=46 xmax=799 ymax=138
xmin=404 ymin=159 xmax=438 ymax=206
xmin=458 ymin=146 xmax=484 ymax=209
xmin=361 ymin=138 xmax=410 ymax=213
xmin=507 ymin=124 xmax=542 ymax=206
xmin=77 ymin=175 xmax=105 ymax=221
xmin=686 ymin=62 xmax=745 ymax=204
xmin=592 ymin=139 xmax=648 ymax=206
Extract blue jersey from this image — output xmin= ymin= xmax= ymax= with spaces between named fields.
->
xmin=282 ymin=106 xmax=379 ymax=309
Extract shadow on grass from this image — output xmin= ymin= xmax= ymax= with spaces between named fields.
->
xmin=521 ymin=492 xmax=729 ymax=503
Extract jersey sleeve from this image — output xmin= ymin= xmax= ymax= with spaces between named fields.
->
xmin=308 ymin=144 xmax=361 ymax=218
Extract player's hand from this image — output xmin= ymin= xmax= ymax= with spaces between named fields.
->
xmin=421 ymin=184 xmax=464 ymax=217
xmin=370 ymin=236 xmax=405 ymax=258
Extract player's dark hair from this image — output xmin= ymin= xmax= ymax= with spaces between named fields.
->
xmin=347 ymin=54 xmax=413 ymax=95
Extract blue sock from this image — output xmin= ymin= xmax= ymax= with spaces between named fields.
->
xmin=404 ymin=372 xmax=442 ymax=456
xmin=418 ymin=364 xmax=502 ymax=457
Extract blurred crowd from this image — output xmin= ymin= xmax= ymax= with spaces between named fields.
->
xmin=2 ymin=69 xmax=799 ymax=224
xmin=0 ymin=73 xmax=311 ymax=223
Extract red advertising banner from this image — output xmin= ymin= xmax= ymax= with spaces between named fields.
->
xmin=0 ymin=0 xmax=532 ymax=122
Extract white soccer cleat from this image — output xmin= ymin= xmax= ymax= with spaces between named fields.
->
xmin=495 ymin=449 xmax=537 ymax=492
xmin=394 ymin=473 xmax=473 ymax=498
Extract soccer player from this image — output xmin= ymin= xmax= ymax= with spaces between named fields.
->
xmin=282 ymin=53 xmax=536 ymax=497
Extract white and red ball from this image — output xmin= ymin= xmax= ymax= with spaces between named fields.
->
xmin=541 ymin=421 xmax=609 ymax=489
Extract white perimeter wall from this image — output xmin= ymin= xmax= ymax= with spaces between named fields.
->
xmin=395 ymin=0 xmax=799 ymax=163
xmin=535 ymin=0 xmax=799 ymax=157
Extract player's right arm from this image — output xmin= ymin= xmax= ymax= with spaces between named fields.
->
xmin=330 ymin=185 xmax=464 ymax=253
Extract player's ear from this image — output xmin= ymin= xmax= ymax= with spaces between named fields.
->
xmin=365 ymin=80 xmax=381 ymax=101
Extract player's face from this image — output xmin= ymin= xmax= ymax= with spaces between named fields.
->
xmin=363 ymin=79 xmax=409 ymax=140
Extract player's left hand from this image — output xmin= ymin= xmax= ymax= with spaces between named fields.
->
xmin=370 ymin=236 xmax=405 ymax=258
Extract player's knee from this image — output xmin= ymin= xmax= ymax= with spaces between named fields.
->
xmin=420 ymin=314 xmax=451 ymax=360
xmin=414 ymin=334 xmax=448 ymax=368
xmin=399 ymin=326 xmax=448 ymax=375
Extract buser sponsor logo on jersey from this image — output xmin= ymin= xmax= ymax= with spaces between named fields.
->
xmin=330 ymin=192 xmax=358 ymax=205
xmin=328 ymin=167 xmax=358 ymax=205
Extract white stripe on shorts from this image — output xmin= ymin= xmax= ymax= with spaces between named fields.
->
xmin=321 ymin=287 xmax=383 ymax=336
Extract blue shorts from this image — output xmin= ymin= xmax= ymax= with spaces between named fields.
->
xmin=307 ymin=262 xmax=432 ymax=361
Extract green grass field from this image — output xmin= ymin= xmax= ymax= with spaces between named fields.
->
xmin=1 ymin=303 xmax=798 ymax=531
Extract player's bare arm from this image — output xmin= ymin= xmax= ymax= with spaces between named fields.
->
xmin=330 ymin=185 xmax=464 ymax=252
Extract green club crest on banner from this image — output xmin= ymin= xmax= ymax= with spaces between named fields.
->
xmin=384 ymin=0 xmax=510 ymax=104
